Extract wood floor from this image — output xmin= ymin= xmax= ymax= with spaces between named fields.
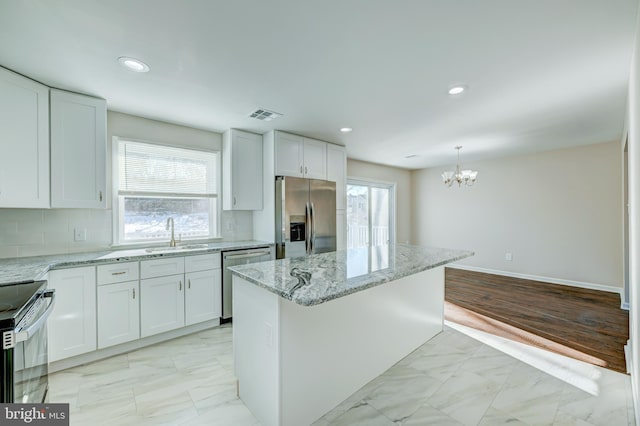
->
xmin=444 ymin=268 xmax=629 ymax=374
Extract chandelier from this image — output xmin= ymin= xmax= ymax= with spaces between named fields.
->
xmin=441 ymin=146 xmax=478 ymax=187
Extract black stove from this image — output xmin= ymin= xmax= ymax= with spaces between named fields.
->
xmin=0 ymin=281 xmax=47 ymax=328
xmin=0 ymin=280 xmax=54 ymax=404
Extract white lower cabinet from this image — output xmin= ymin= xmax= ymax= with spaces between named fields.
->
xmin=140 ymin=275 xmax=185 ymax=338
xmin=97 ymin=281 xmax=140 ymax=349
xmin=185 ymin=269 xmax=221 ymax=326
xmin=48 ymin=267 xmax=97 ymax=362
xmin=50 ymin=253 xmax=223 ymax=363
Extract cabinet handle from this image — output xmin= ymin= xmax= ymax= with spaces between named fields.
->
xmin=112 ymin=271 xmax=126 ymax=276
xmin=179 ymin=280 xmax=182 ymax=291
xmin=188 ymin=279 xmax=191 ymax=289
xmin=300 ymin=165 xmax=303 ymax=173
xmin=305 ymin=166 xmax=308 ymax=174
xmin=132 ymin=288 xmax=135 ymax=299
xmin=99 ymin=191 xmax=103 ymax=202
xmin=233 ymin=196 xmax=236 ymax=206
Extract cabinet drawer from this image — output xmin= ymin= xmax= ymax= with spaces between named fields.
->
xmin=141 ymin=257 xmax=185 ymax=279
xmin=97 ymin=262 xmax=139 ymax=285
xmin=185 ymin=253 xmax=221 ymax=273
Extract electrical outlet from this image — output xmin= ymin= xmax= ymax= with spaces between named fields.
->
xmin=74 ymin=228 xmax=87 ymax=242
xmin=505 ymin=252 xmax=513 ymax=261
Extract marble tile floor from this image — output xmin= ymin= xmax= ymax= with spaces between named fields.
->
xmin=49 ymin=323 xmax=635 ymax=426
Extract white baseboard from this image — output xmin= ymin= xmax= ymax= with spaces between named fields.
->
xmin=448 ymin=264 xmax=623 ymax=296
xmin=622 ymin=302 xmax=630 ymax=311
xmin=49 ymin=319 xmax=220 ymax=373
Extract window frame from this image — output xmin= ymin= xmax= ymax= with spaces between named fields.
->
xmin=111 ymin=136 xmax=222 ymax=246
xmin=346 ymin=177 xmax=396 ymax=249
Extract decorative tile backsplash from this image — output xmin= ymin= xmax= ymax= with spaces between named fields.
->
xmin=0 ymin=209 xmax=253 ymax=259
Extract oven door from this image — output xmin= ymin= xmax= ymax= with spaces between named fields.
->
xmin=13 ymin=289 xmax=55 ymax=404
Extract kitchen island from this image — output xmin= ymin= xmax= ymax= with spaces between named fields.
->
xmin=229 ymin=244 xmax=473 ymax=426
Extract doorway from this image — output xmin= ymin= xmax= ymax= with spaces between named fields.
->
xmin=346 ymin=179 xmax=394 ymax=248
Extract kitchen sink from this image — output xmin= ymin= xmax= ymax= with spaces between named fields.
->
xmin=144 ymin=244 xmax=209 ymax=253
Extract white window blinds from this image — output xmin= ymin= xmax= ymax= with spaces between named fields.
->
xmin=117 ymin=140 xmax=218 ymax=195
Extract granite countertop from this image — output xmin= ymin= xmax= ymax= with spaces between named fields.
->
xmin=228 ymin=244 xmax=473 ymax=306
xmin=0 ymin=240 xmax=273 ymax=286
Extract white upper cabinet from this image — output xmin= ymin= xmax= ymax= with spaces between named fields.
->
xmin=302 ymin=138 xmax=327 ymax=180
xmin=275 ymin=131 xmax=304 ymax=177
xmin=0 ymin=67 xmax=49 ymax=208
xmin=326 ymin=144 xmax=346 ymax=210
xmin=50 ymin=89 xmax=107 ymax=208
xmin=223 ymin=129 xmax=263 ymax=210
xmin=274 ymin=131 xmax=327 ymax=179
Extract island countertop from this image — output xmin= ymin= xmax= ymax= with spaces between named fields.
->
xmin=228 ymin=244 xmax=473 ymax=306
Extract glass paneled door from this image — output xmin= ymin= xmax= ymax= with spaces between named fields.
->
xmin=346 ymin=180 xmax=394 ymax=248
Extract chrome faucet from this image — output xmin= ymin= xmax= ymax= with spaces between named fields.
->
xmin=166 ymin=217 xmax=177 ymax=247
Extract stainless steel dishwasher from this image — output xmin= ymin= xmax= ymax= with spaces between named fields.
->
xmin=221 ymin=246 xmax=274 ymax=321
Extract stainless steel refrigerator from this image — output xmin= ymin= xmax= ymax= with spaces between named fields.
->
xmin=275 ymin=176 xmax=336 ymax=259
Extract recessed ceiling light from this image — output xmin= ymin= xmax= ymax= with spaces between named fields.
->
xmin=340 ymin=127 xmax=353 ymax=133
xmin=118 ymin=57 xmax=150 ymax=73
xmin=448 ymin=85 xmax=466 ymax=95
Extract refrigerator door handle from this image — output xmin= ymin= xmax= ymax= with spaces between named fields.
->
xmin=304 ymin=202 xmax=311 ymax=254
xmin=310 ymin=202 xmax=316 ymax=253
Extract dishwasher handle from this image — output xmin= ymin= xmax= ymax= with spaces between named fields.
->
xmin=14 ymin=289 xmax=56 ymax=345
xmin=224 ymin=250 xmax=271 ymax=261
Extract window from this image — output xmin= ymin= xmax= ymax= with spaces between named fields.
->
xmin=346 ymin=179 xmax=395 ymax=249
xmin=114 ymin=139 xmax=220 ymax=244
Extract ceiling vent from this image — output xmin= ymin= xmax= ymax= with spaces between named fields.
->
xmin=249 ymin=108 xmax=283 ymax=121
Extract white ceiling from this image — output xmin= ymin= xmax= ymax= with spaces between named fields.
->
xmin=0 ymin=1 xmax=637 ymax=169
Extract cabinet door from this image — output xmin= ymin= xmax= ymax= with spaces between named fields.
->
xmin=50 ymin=89 xmax=107 ymax=208
xmin=140 ymin=275 xmax=185 ymax=338
xmin=223 ymin=129 xmax=263 ymax=210
xmin=336 ymin=209 xmax=346 ymax=250
xmin=275 ymin=132 xmax=304 ymax=177
xmin=327 ymin=144 xmax=347 ymax=209
xmin=48 ymin=267 xmax=96 ymax=362
xmin=0 ymin=67 xmax=49 ymax=208
xmin=97 ymin=281 xmax=140 ymax=348
xmin=185 ymin=269 xmax=221 ymax=326
xmin=303 ymin=138 xmax=327 ymax=180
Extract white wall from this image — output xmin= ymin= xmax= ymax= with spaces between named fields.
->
xmin=347 ymin=159 xmax=412 ymax=244
xmin=627 ymin=7 xmax=640 ymax=419
xmin=411 ymin=141 xmax=623 ymax=290
xmin=0 ymin=111 xmax=252 ymax=259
